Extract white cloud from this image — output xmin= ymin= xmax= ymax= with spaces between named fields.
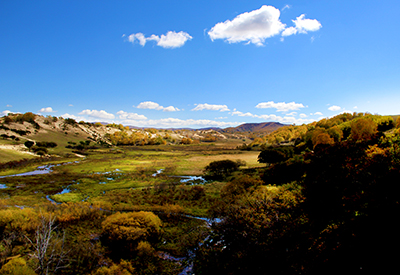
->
xmin=117 ymin=110 xmax=147 ymax=120
xmin=256 ymin=113 xmax=314 ymax=125
xmin=137 ymin=101 xmax=163 ymax=110
xmin=192 ymin=103 xmax=230 ymax=112
xmin=60 ymin=113 xmax=83 ymax=120
xmin=127 ymin=31 xmax=192 ymax=49
xmin=79 ymin=109 xmax=115 ymax=120
xmin=163 ymin=106 xmax=180 ymax=112
xmin=231 ymin=110 xmax=254 ymax=117
xmin=328 ymin=105 xmax=341 ymax=111
xmin=282 ymin=14 xmax=322 ymax=37
xmin=157 ymin=31 xmax=193 ymax=48
xmin=120 ymin=117 xmax=242 ymax=128
xmin=281 ymin=27 xmax=297 ymax=37
xmin=293 ymin=14 xmax=322 ymax=33
xmin=208 ymin=5 xmax=285 ymax=46
xmin=136 ymin=101 xmax=180 ymax=112
xmin=312 ymin=112 xmax=323 ymax=116
xmin=1 ymin=110 xmax=12 ymax=116
xmin=230 ymin=108 xmax=315 ymax=125
xmin=255 ymin=101 xmax=306 ymax=112
xmin=6 ymin=104 xmax=12 ymax=107
xmin=39 ymin=107 xmax=56 ymax=113
xmin=282 ymin=5 xmax=291 ymax=11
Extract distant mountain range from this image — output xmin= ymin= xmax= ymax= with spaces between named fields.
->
xmin=222 ymin=122 xmax=287 ymax=133
xmin=123 ymin=122 xmax=288 ymax=133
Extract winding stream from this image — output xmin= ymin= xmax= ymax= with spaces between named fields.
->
xmin=0 ymin=161 xmax=80 ymax=179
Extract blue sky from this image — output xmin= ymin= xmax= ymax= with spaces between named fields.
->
xmin=1 ymin=0 xmax=399 ymax=128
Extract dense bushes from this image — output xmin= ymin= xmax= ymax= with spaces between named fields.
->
xmin=204 ymin=159 xmax=245 ymax=179
xmin=101 ymin=211 xmax=162 ymax=258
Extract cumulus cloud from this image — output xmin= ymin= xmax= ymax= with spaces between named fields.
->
xmin=79 ymin=109 xmax=115 ymax=120
xmin=255 ymin=101 xmax=306 ymax=112
xmin=39 ymin=107 xmax=56 ymax=113
xmin=1 ymin=110 xmax=12 ymax=116
xmin=136 ymin=101 xmax=180 ymax=112
xmin=117 ymin=110 xmax=147 ymax=120
xmin=299 ymin=113 xmax=308 ymax=118
xmin=192 ymin=104 xmax=230 ymax=112
xmin=328 ymin=105 xmax=341 ymax=111
xmin=282 ymin=14 xmax=322 ymax=37
xmin=208 ymin=5 xmax=285 ymax=46
xmin=127 ymin=31 xmax=192 ymax=49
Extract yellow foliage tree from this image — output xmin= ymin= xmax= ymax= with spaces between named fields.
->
xmin=101 ymin=211 xmax=162 ymax=255
xmin=0 ymin=257 xmax=36 ymax=275
xmin=91 ymin=259 xmax=135 ymax=275
xmin=349 ymin=118 xmax=378 ymax=141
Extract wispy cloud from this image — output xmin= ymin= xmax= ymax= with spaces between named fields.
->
xmin=192 ymin=103 xmax=230 ymax=112
xmin=208 ymin=5 xmax=285 ymax=46
xmin=79 ymin=109 xmax=115 ymax=120
xmin=255 ymin=101 xmax=306 ymax=112
xmin=127 ymin=31 xmax=192 ymax=49
xmin=136 ymin=101 xmax=180 ymax=112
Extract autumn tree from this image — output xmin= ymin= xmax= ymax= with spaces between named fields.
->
xmin=312 ymin=132 xmax=334 ymax=150
xmin=349 ymin=118 xmax=378 ymax=141
xmin=195 ymin=183 xmax=306 ymax=274
xmin=396 ymin=117 xmax=400 ymax=128
xmin=101 ymin=211 xmax=162 ymax=257
xmin=0 ymin=257 xmax=36 ymax=275
xmin=327 ymin=125 xmax=343 ymax=142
